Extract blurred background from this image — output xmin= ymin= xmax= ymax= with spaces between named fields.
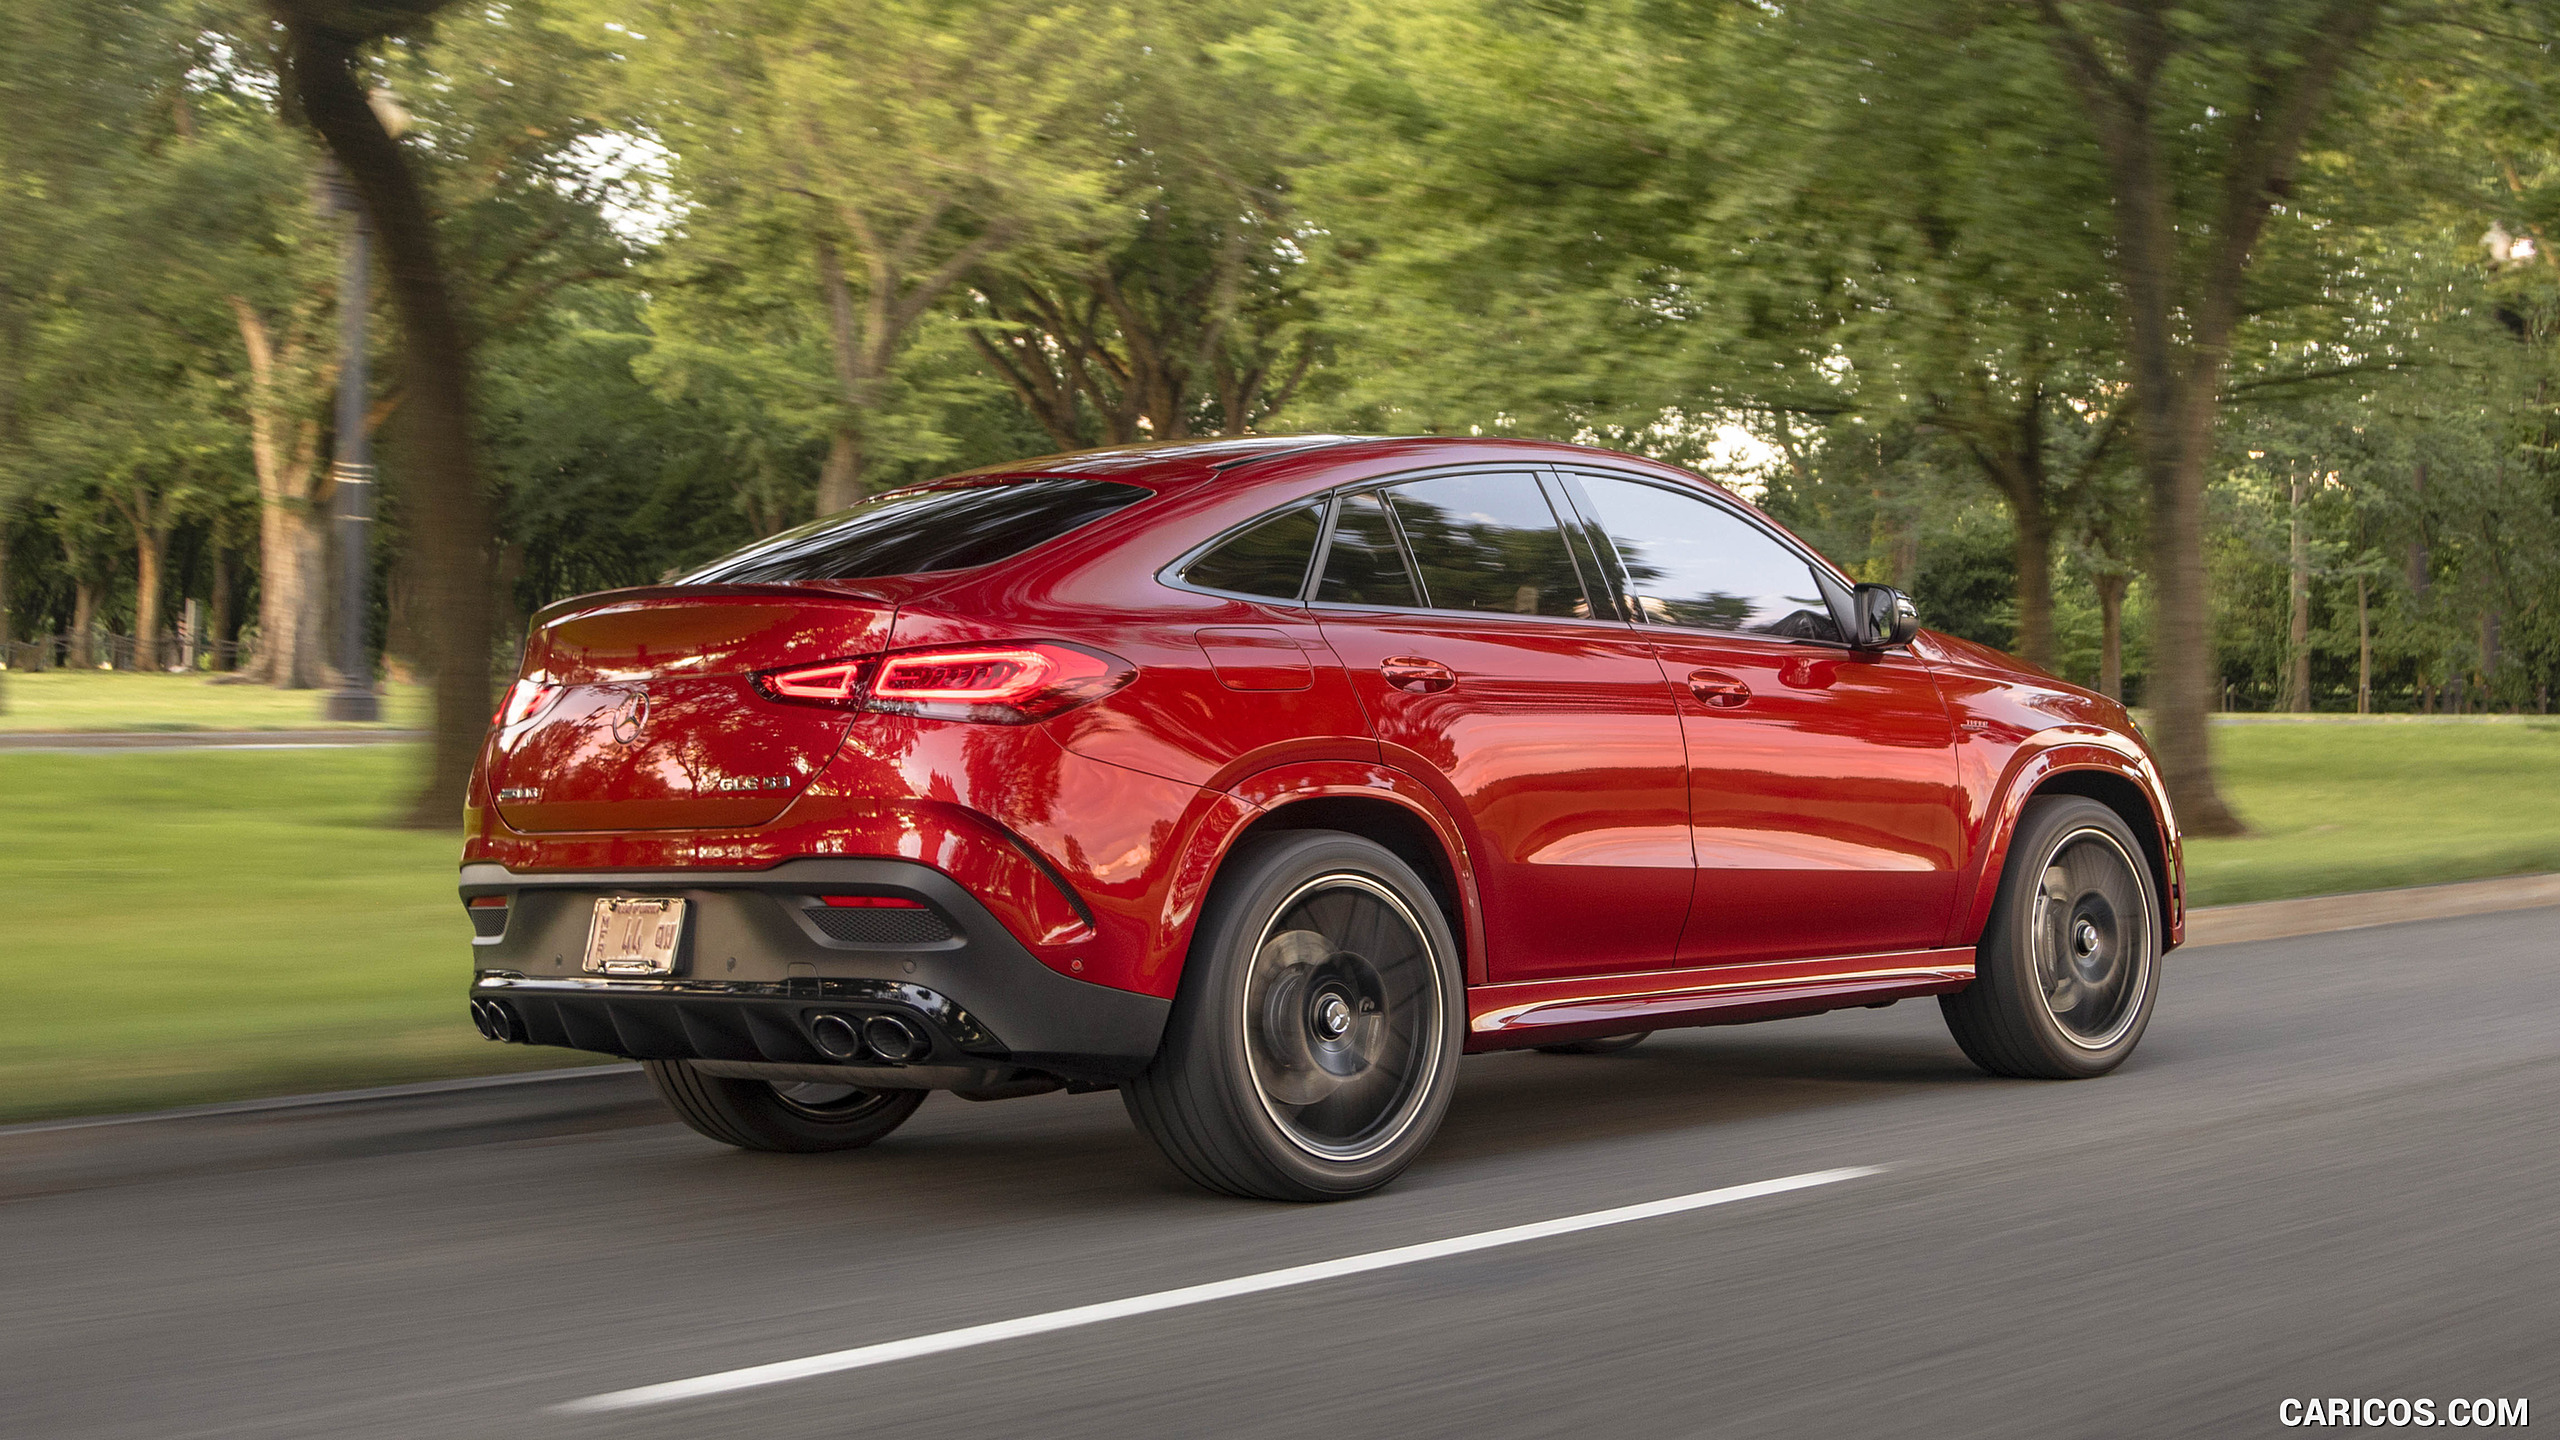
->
xmin=2 ymin=0 xmax=2557 ymax=1125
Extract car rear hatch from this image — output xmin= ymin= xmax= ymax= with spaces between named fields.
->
xmin=487 ymin=585 xmax=897 ymax=833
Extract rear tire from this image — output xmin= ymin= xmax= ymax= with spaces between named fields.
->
xmin=1124 ymin=831 xmax=1464 ymax=1201
xmin=644 ymin=1059 xmax=925 ymax=1152
xmin=1941 ymin=796 xmax=2161 ymax=1079
xmin=1535 ymin=1032 xmax=1651 ymax=1055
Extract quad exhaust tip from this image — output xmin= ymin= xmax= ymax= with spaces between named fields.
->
xmin=470 ymin=999 xmax=521 ymax=1044
xmin=864 ymin=1014 xmax=931 ymax=1063
xmin=806 ymin=1011 xmax=933 ymax=1064
xmin=808 ymin=1013 xmax=864 ymax=1061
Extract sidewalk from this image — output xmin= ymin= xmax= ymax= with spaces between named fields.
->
xmin=2183 ymin=870 xmax=2560 ymax=947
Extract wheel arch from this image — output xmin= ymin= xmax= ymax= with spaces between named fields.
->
xmin=2031 ymin=769 xmax=2172 ymax=931
xmin=1210 ymin=764 xmax=1488 ymax=985
xmin=1960 ymin=738 xmax=2183 ymax=954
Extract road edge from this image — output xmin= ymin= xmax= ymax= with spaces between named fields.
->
xmin=2182 ymin=870 xmax=2560 ymax=948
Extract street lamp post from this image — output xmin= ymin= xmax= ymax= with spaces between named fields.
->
xmin=323 ymin=160 xmax=378 ymax=723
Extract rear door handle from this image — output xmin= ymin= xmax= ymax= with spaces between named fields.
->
xmin=1381 ymin=656 xmax=1457 ymax=693
xmin=1687 ymin=669 xmax=1752 ymax=709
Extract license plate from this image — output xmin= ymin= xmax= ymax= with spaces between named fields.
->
xmin=584 ymin=897 xmax=686 ymax=976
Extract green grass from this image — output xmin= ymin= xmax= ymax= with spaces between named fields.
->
xmin=0 ymin=670 xmax=430 ymax=732
xmin=2183 ymin=717 xmax=2560 ymax=905
xmin=2 ymin=719 xmax=2553 ymax=1123
xmin=0 ymin=747 xmax=599 ymax=1124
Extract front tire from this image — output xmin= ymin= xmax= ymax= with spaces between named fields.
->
xmin=1124 ymin=831 xmax=1464 ymax=1201
xmin=644 ymin=1060 xmax=926 ymax=1152
xmin=1941 ymin=795 xmax=2162 ymax=1079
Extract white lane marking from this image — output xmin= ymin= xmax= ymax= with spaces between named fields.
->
xmin=553 ymin=1165 xmax=1883 ymax=1415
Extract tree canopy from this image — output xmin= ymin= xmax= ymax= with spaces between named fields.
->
xmin=4 ymin=0 xmax=2557 ymax=819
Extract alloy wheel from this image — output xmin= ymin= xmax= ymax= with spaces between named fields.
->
xmin=2029 ymin=828 xmax=2154 ymax=1050
xmin=1241 ymin=873 xmax=1447 ymax=1162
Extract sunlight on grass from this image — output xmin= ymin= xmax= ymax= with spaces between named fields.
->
xmin=1 ymin=748 xmax=600 ymax=1123
xmin=2186 ymin=719 xmax=2560 ymax=906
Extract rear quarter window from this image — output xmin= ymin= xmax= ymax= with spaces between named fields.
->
xmin=1178 ymin=503 xmax=1325 ymax=599
xmin=682 ymin=479 xmax=1150 ymax=584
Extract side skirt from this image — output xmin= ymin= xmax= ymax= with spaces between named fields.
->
xmin=1463 ymin=947 xmax=1975 ymax=1053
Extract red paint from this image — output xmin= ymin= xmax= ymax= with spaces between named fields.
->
xmin=463 ymin=436 xmax=2181 ymax=1044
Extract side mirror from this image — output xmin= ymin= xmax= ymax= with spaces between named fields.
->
xmin=1852 ymin=583 xmax=1920 ymax=648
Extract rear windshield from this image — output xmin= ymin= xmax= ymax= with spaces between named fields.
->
xmin=681 ymin=479 xmax=1149 ymax=584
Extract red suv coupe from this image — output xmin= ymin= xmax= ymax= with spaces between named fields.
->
xmin=462 ymin=435 xmax=2180 ymax=1200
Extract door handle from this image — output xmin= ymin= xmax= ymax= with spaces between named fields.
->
xmin=1381 ymin=656 xmax=1457 ymax=693
xmin=1687 ymin=669 xmax=1752 ymax=709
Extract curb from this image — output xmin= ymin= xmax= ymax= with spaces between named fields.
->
xmin=0 ymin=1064 xmax=638 ymax=1139
xmin=2183 ymin=871 xmax=2560 ymax=949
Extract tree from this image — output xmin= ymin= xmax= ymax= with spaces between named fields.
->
xmin=628 ymin=0 xmax=1124 ymax=513
xmin=2022 ymin=0 xmax=2396 ymax=829
xmin=267 ymin=0 xmax=493 ymax=824
xmin=963 ymin=4 xmax=1320 ymax=448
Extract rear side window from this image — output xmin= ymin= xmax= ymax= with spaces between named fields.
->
xmin=1381 ymin=471 xmax=1592 ymax=618
xmin=1563 ymin=473 xmax=1843 ymax=641
xmin=1180 ymin=503 xmax=1324 ymax=599
xmin=1315 ymin=493 xmax=1421 ymax=607
xmin=681 ymin=479 xmax=1149 ymax=584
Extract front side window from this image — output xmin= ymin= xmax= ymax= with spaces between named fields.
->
xmin=683 ymin=479 xmax=1148 ymax=584
xmin=1563 ymin=473 xmax=1842 ymax=641
xmin=1381 ymin=471 xmax=1594 ymax=618
xmin=1315 ymin=492 xmax=1422 ymax=607
xmin=1179 ymin=503 xmax=1325 ymax=599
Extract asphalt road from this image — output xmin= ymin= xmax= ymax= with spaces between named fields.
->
xmin=6 ymin=908 xmax=2552 ymax=1439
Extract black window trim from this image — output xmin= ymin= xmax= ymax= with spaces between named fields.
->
xmin=1160 ymin=497 xmax=1332 ymax=607
xmin=1158 ymin=460 xmax=1855 ymax=640
xmin=1548 ymin=463 xmax=1864 ymax=651
xmin=1307 ymin=464 xmax=1627 ymax=627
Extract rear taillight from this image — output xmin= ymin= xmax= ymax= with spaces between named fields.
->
xmin=753 ymin=642 xmax=1132 ymax=724
xmin=495 ymin=678 xmax=563 ymax=728
xmin=758 ymin=659 xmax=870 ymax=703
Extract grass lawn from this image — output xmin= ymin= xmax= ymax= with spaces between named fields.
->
xmin=2184 ymin=717 xmax=2560 ymax=906
xmin=1 ymin=747 xmax=601 ymax=1124
xmin=0 ymin=670 xmax=430 ymax=732
xmin=3 ymin=718 xmax=2553 ymax=1122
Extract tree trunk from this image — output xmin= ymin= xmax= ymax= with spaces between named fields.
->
xmin=0 ymin=517 xmax=10 ymax=712
xmin=209 ymin=541 xmax=235 ymax=671
xmin=0 ymin=516 xmax=11 ymax=669
xmin=2480 ymin=609 xmax=2501 ymax=709
xmin=280 ymin=9 xmax=494 ymax=828
xmin=2355 ymin=576 xmax=2371 ymax=715
xmin=2095 ymin=571 xmax=2128 ymax=702
xmin=69 ymin=580 xmax=96 ymax=669
xmin=2142 ymin=409 xmax=2242 ymax=830
xmin=228 ymin=297 xmax=329 ymax=688
xmin=2010 ymin=499 xmax=2057 ymax=672
xmin=811 ymin=238 xmax=873 ymax=517
xmin=815 ymin=427 xmax=863 ymax=518
xmin=131 ymin=505 xmax=167 ymax=673
xmin=2285 ymin=472 xmax=2311 ymax=712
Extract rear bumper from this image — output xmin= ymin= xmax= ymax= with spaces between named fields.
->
xmin=461 ymin=858 xmax=1169 ymax=1085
